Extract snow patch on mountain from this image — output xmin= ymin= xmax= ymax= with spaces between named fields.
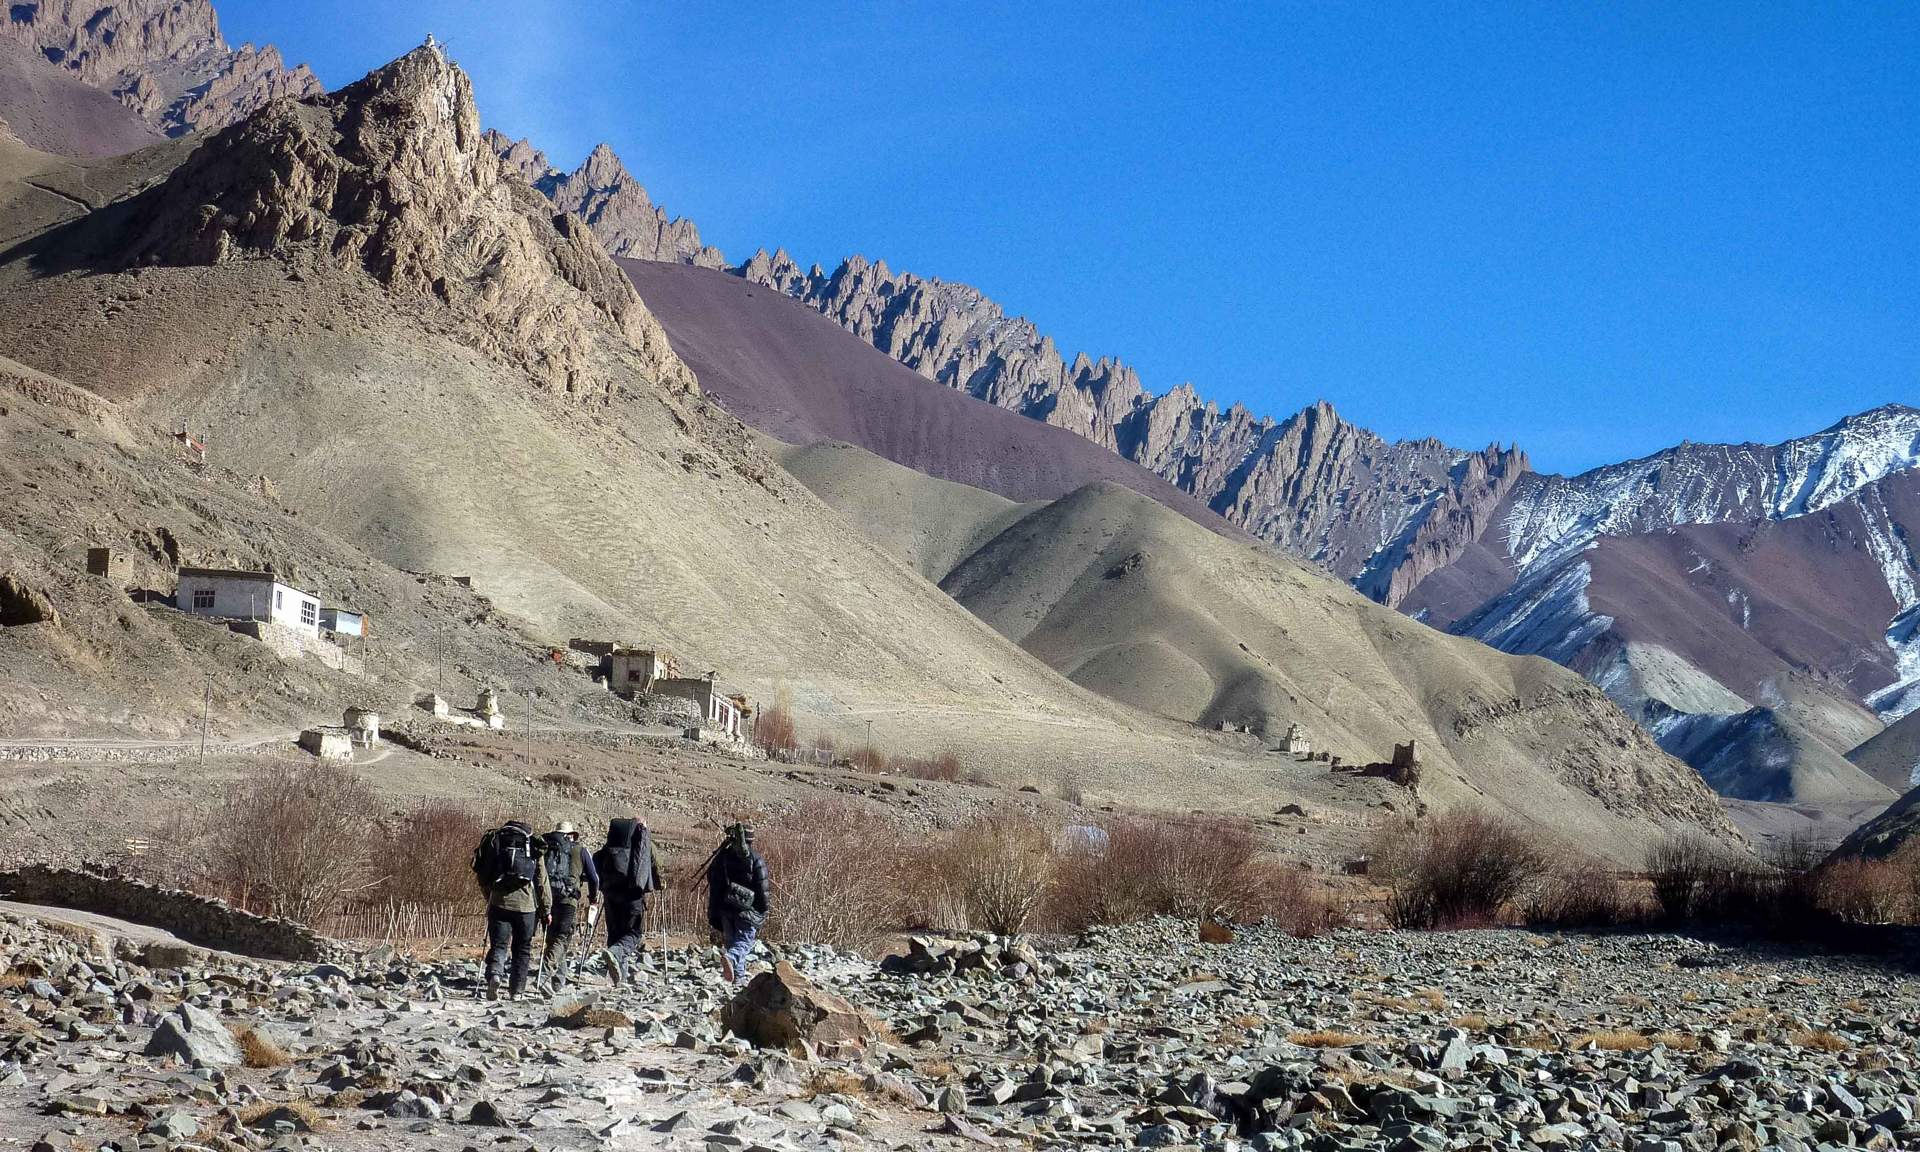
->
xmin=1501 ymin=404 xmax=1920 ymax=572
xmin=1460 ymin=557 xmax=1613 ymax=664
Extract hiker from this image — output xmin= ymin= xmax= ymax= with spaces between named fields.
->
xmin=537 ymin=819 xmax=600 ymax=994
xmin=592 ymin=817 xmax=663 ymax=985
xmin=471 ymin=819 xmax=549 ymax=1001
xmin=704 ymin=822 xmax=770 ymax=985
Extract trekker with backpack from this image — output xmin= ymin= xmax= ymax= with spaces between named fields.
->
xmin=591 ymin=817 xmax=664 ymax=985
xmin=536 ymin=820 xmax=600 ymax=994
xmin=472 ymin=819 xmax=550 ymax=1001
xmin=703 ymin=823 xmax=769 ymax=985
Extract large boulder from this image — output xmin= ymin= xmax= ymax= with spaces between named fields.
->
xmin=144 ymin=1003 xmax=243 ymax=1067
xmin=721 ymin=962 xmax=876 ymax=1053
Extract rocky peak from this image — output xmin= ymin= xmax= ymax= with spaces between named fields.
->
xmin=1 ymin=0 xmax=320 ymax=137
xmin=491 ymin=136 xmax=726 ymax=269
xmin=119 ymin=45 xmax=693 ymax=396
xmin=481 ymin=129 xmax=554 ymax=185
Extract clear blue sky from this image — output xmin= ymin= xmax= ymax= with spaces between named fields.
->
xmin=218 ymin=1 xmax=1917 ymax=474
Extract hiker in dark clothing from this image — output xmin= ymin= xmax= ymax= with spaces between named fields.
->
xmin=704 ymin=823 xmax=770 ymax=985
xmin=537 ymin=820 xmax=600 ymax=994
xmin=472 ymin=819 xmax=550 ymax=1002
xmin=591 ymin=817 xmax=664 ymax=986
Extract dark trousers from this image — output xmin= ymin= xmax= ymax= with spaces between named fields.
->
xmin=540 ymin=902 xmax=578 ymax=987
xmin=485 ymin=908 xmax=536 ymax=992
xmin=604 ymin=894 xmax=646 ymax=958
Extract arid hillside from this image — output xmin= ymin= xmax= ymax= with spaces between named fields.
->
xmin=0 ymin=46 xmax=1743 ymax=862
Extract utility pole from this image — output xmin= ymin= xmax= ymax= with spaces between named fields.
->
xmin=525 ymin=690 xmax=534 ymax=768
xmin=865 ymin=719 xmax=874 ymax=769
xmin=198 ymin=674 xmax=212 ymax=770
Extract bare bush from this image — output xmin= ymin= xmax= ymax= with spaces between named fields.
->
xmin=755 ymin=688 xmax=799 ymax=758
xmin=896 ymin=747 xmax=964 ymax=783
xmin=215 ymin=762 xmax=383 ymax=924
xmin=381 ymin=801 xmax=493 ymax=909
xmin=939 ymin=809 xmax=1058 ymax=936
xmin=1370 ymin=809 xmax=1548 ymax=930
xmin=756 ymin=800 xmax=910 ymax=950
xmin=1815 ymin=857 xmax=1909 ymax=924
xmin=1645 ymin=832 xmax=1734 ymax=923
xmin=1525 ymin=860 xmax=1645 ymax=929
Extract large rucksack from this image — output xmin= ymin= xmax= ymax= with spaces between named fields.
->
xmin=594 ymin=818 xmax=656 ymax=895
xmin=543 ymin=834 xmax=580 ymax=904
xmin=473 ymin=824 xmax=539 ymax=889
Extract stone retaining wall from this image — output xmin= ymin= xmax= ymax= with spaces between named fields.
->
xmin=0 ymin=866 xmax=337 ymax=961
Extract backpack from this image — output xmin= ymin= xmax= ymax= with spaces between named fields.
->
xmin=543 ymin=834 xmax=580 ymax=904
xmin=594 ymin=818 xmax=656 ymax=895
xmin=473 ymin=824 xmax=538 ymax=889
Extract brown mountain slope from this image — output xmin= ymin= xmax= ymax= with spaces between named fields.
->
xmin=0 ymin=49 xmax=164 ymax=158
xmin=1850 ymin=710 xmax=1920 ymax=794
xmin=0 ymin=45 xmax=1385 ymax=820
xmin=622 ymin=259 xmax=1233 ymax=522
xmin=780 ymin=441 xmax=1733 ymax=853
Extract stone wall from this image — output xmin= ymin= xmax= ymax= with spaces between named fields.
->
xmin=0 ymin=866 xmax=337 ymax=961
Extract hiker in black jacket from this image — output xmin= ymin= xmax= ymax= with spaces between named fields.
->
xmin=704 ymin=823 xmax=770 ymax=985
xmin=591 ymin=817 xmax=663 ymax=986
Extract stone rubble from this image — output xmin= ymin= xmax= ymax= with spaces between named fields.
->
xmin=1 ymin=911 xmax=1917 ymax=1151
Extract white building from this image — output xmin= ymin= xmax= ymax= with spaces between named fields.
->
xmin=320 ymin=607 xmax=367 ymax=637
xmin=176 ymin=567 xmax=321 ymax=637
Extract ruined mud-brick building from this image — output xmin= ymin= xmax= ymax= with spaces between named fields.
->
xmin=607 ymin=648 xmax=679 ymax=696
xmin=653 ymin=674 xmax=747 ymax=740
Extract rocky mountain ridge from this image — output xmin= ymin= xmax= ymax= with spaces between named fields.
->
xmin=484 ymin=131 xmax=725 ymax=269
xmin=90 ymin=45 xmax=693 ymax=398
xmin=0 ymin=0 xmax=319 ymax=137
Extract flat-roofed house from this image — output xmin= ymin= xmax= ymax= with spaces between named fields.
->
xmin=176 ymin=567 xmax=322 ymax=636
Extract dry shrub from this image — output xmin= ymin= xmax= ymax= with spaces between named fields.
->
xmin=937 ymin=809 xmax=1058 ymax=936
xmin=381 ymin=801 xmax=493 ymax=909
xmin=1055 ymin=770 xmax=1086 ymax=806
xmin=1788 ymin=1028 xmax=1851 ymax=1052
xmin=215 ymin=762 xmax=383 ymax=923
xmin=1571 ymin=1029 xmax=1651 ymax=1051
xmin=808 ymin=732 xmax=837 ymax=765
xmin=537 ymin=771 xmax=585 ymax=798
xmin=1289 ymin=1030 xmax=1372 ymax=1048
xmin=756 ymin=688 xmax=800 ymax=758
xmin=1045 ymin=814 xmax=1336 ymax=935
xmin=1814 ymin=857 xmax=1909 ymax=924
xmin=896 ymin=748 xmax=963 ymax=783
xmin=1370 ymin=809 xmax=1547 ymax=930
xmin=1648 ymin=1030 xmax=1700 ymax=1052
xmin=234 ymin=1027 xmax=290 ymax=1068
xmin=757 ymin=799 xmax=910 ymax=950
xmin=848 ymin=745 xmax=890 ymax=774
xmin=1525 ymin=860 xmax=1645 ymax=929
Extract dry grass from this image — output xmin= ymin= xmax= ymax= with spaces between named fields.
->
xmin=0 ymin=971 xmax=28 ymax=991
xmin=1727 ymin=1004 xmax=1771 ymax=1024
xmin=1787 ymin=1029 xmax=1851 ymax=1052
xmin=805 ymin=1069 xmax=869 ymax=1099
xmin=1570 ymin=1029 xmax=1652 ymax=1051
xmin=1450 ymin=1013 xmax=1489 ymax=1030
xmin=1648 ymin=1031 xmax=1700 ymax=1051
xmin=232 ymin=1027 xmax=290 ymax=1069
xmin=239 ymin=1100 xmax=327 ymax=1131
xmin=1289 ymin=1030 xmax=1374 ymax=1048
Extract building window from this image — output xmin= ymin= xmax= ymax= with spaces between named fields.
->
xmin=628 ymin=669 xmax=641 ymax=682
xmin=299 ymin=600 xmax=318 ymax=626
xmin=275 ymin=589 xmax=283 ymax=610
xmin=191 ymin=589 xmax=215 ymax=610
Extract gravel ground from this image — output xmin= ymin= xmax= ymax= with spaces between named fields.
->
xmin=3 ymin=908 xmax=1918 ymax=1152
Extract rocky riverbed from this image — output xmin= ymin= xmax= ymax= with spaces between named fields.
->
xmin=2 ymin=911 xmax=1918 ymax=1151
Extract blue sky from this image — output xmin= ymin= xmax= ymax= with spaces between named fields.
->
xmin=219 ymin=2 xmax=1917 ymax=474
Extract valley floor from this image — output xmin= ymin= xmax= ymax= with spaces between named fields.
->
xmin=2 ymin=907 xmax=1918 ymax=1151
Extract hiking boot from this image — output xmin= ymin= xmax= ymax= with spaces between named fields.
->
xmin=599 ymin=948 xmax=623 ymax=986
xmin=485 ymin=980 xmax=499 ymax=1003
xmin=720 ymin=953 xmax=735 ymax=984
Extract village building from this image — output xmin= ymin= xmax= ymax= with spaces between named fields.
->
xmin=176 ymin=567 xmax=323 ymax=636
xmin=343 ymin=707 xmax=381 ymax=747
xmin=319 ymin=607 xmax=367 ymax=638
xmin=1283 ymin=723 xmax=1312 ymax=756
xmin=608 ymin=648 xmax=679 ymax=698
xmin=85 ymin=547 xmax=131 ymax=584
xmin=297 ymin=726 xmax=354 ymax=761
xmin=653 ymin=674 xmax=745 ymax=740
